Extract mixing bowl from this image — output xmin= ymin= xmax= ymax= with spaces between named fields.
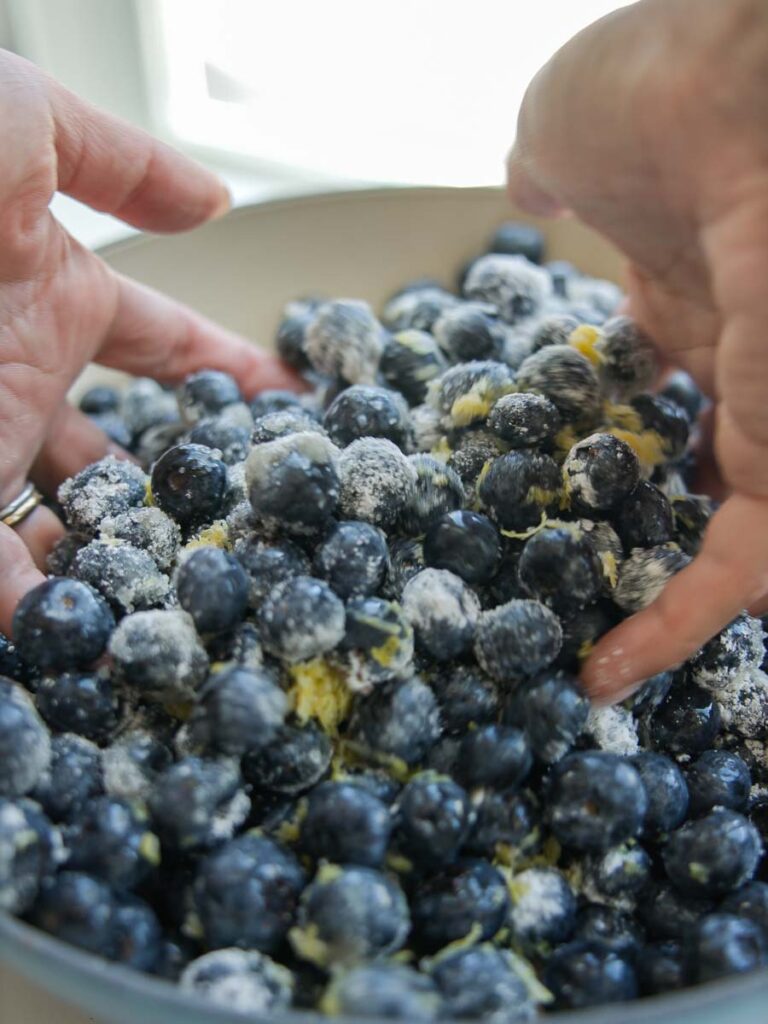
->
xmin=1 ymin=186 xmax=766 ymax=1023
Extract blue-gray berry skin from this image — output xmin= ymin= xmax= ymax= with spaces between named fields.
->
xmin=518 ymin=527 xmax=603 ymax=616
xmin=612 ymin=480 xmax=674 ymax=550
xmin=111 ymin=896 xmax=164 ymax=973
xmin=721 ymin=882 xmax=768 ymax=941
xmin=323 ymin=385 xmax=413 ymax=449
xmin=628 ymin=752 xmax=689 ymax=837
xmin=348 ymin=677 xmax=441 ymax=767
xmin=35 ymin=671 xmax=121 ymax=745
xmin=71 ymin=539 xmax=170 ymax=614
xmin=242 ymin=722 xmax=332 ymax=795
xmin=663 ymin=808 xmax=763 ymax=898
xmin=474 ymin=599 xmax=562 ymax=683
xmin=151 ymin=443 xmax=228 ymax=527
xmin=564 ymin=432 xmax=641 ymax=514
xmin=465 ymin=789 xmax=540 ymax=859
xmin=313 ymin=521 xmax=389 ymax=599
xmin=638 ymin=881 xmax=715 ymax=942
xmin=516 ymin=345 xmax=601 ymax=421
xmin=543 ymin=940 xmax=638 ymax=1009
xmin=187 ymin=666 xmax=287 ymax=757
xmin=683 ymin=913 xmax=768 ymax=983
xmin=0 ymin=798 xmax=61 ymax=914
xmin=402 ymin=568 xmax=480 ymax=662
xmin=574 ymin=904 xmax=644 ymax=961
xmin=637 ymin=941 xmax=686 ymax=995
xmin=63 ymin=796 xmax=159 ymax=889
xmin=547 ymin=752 xmax=648 ymax=851
xmin=0 ymin=678 xmax=51 ymax=797
xmin=258 ymin=576 xmax=346 ymax=664
xmin=400 ymin=455 xmax=466 ymax=535
xmin=596 ymin=316 xmax=657 ymax=400
xmin=395 ymin=774 xmax=472 ymax=868
xmin=31 ymin=871 xmax=118 ymax=957
xmin=58 ymin=456 xmax=148 ymax=535
xmin=322 ymin=963 xmax=440 ymax=1021
xmin=178 ymin=369 xmax=241 ymax=423
xmin=641 ymin=682 xmax=721 ymax=757
xmin=433 ymin=303 xmax=505 ymax=363
xmin=148 ymin=756 xmax=248 ymax=851
xmin=180 ymin=948 xmax=294 ymax=1014
xmin=382 ymin=285 xmax=458 ymax=333
xmin=380 ymin=329 xmax=448 ymax=405
xmin=479 ymin=451 xmax=562 ymax=532
xmin=430 ymin=944 xmax=533 ymax=1023
xmin=458 ymin=725 xmax=531 ymax=792
xmin=423 ymin=509 xmax=501 ymax=585
xmin=176 ymin=547 xmax=249 ymax=634
xmin=463 ymin=254 xmax=551 ymax=323
xmin=234 ymin=536 xmax=310 ymax=608
xmin=188 ymin=416 xmax=250 ymax=465
xmin=430 ymin=664 xmax=499 ymax=736
xmin=13 ymin=578 xmax=115 ymax=674
xmin=488 ymin=391 xmax=561 ymax=448
xmin=502 ymin=670 xmax=589 ymax=764
xmin=410 ymin=859 xmax=509 ymax=953
xmin=250 ymin=388 xmax=307 ymax=420
xmin=32 ymin=733 xmax=103 ymax=822
xmin=685 ymin=750 xmax=751 ymax=816
xmin=487 ymin=221 xmax=545 ymax=263
xmin=299 ymin=782 xmax=391 ymax=868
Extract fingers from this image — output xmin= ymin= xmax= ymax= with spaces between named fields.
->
xmin=0 ymin=522 xmax=46 ymax=637
xmin=47 ymin=77 xmax=229 ymax=233
xmin=31 ymin=404 xmax=135 ymax=497
xmin=582 ymin=494 xmax=768 ymax=703
xmin=97 ymin=273 xmax=303 ymax=396
xmin=506 ymin=149 xmax=564 ymax=218
xmin=14 ymin=505 xmax=66 ymax=571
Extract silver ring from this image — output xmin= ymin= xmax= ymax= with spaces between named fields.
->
xmin=0 ymin=482 xmax=44 ymax=528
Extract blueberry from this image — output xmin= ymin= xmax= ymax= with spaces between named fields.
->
xmin=151 ymin=443 xmax=228 ymax=527
xmin=564 ymin=432 xmax=640 ymax=514
xmin=625 ymin=669 xmax=675 ymax=717
xmin=242 ymin=721 xmax=332 ymax=795
xmin=234 ymin=535 xmax=310 ymax=608
xmin=531 ymin=312 xmax=580 ymax=349
xmin=543 ymin=940 xmax=638 ymax=1009
xmin=402 ymin=569 xmax=480 ymax=662
xmin=478 ymin=451 xmax=562 ymax=532
xmin=58 ymin=456 xmax=148 ymax=535
xmin=340 ymin=596 xmax=415 ymax=687
xmin=429 ymin=665 xmax=499 ymax=735
xmin=275 ymin=308 xmax=314 ymax=370
xmin=432 ymin=303 xmax=505 ymax=362
xmin=637 ymin=940 xmax=686 ymax=994
xmin=0 ymin=798 xmax=61 ymax=913
xmin=381 ymin=285 xmax=459 ymax=333
xmin=71 ymin=539 xmax=170 ymax=613
xmin=122 ymin=378 xmax=179 ymax=438
xmin=188 ymin=666 xmax=287 ymax=756
xmin=109 ymin=610 xmax=209 ymax=702
xmin=299 ymin=781 xmax=391 ymax=868
xmin=612 ymin=480 xmax=675 ymax=550
xmin=101 ymin=730 xmax=172 ymax=803
xmin=583 ymin=842 xmax=652 ymax=907
xmin=36 ymin=671 xmax=121 ymax=744
xmin=509 ymin=867 xmax=577 ymax=952
xmin=347 ymin=677 xmax=441 ymax=766
xmin=423 ymin=510 xmax=501 ymax=585
xmin=595 ymin=316 xmax=657 ymax=400
xmin=395 ymin=773 xmax=472 ymax=867
xmin=458 ymin=725 xmax=531 ymax=791
xmin=31 ymin=870 xmax=118 ymax=958
xmin=487 ymin=391 xmax=561 ymax=448
xmin=516 ymin=345 xmax=601 ymax=421
xmin=547 ymin=752 xmax=648 ymax=851
xmin=323 ymin=385 xmax=413 ymax=449
xmin=630 ymin=393 xmax=690 ymax=460
xmin=638 ymin=881 xmax=715 ymax=941
xmin=474 ymin=599 xmax=562 ymax=683
xmin=384 ymin=536 xmax=425 ymax=598
xmin=251 ymin=407 xmax=325 ymax=445
xmin=502 ymin=670 xmax=589 ymax=763
xmin=64 ymin=796 xmax=159 ymax=888
xmin=313 ymin=521 xmax=389 ymax=599
xmin=574 ymin=904 xmax=645 ymax=961
xmin=518 ymin=526 xmax=603 ymax=615
xmin=0 ymin=678 xmax=51 ymax=797
xmin=179 ymin=369 xmax=241 ymax=423
xmin=663 ymin=808 xmax=762 ymax=897
xmin=380 ymin=329 xmax=448 ymax=405
xmin=428 ymin=360 xmax=516 ymax=428
xmin=321 ymin=964 xmax=439 ymax=1021
xmin=630 ymin=752 xmax=690 ymax=836
xmin=659 ymin=369 xmax=704 ymax=423
xmin=684 ymin=913 xmax=767 ymax=983
xmin=176 ymin=547 xmax=249 ymax=634
xmin=149 ymin=756 xmax=249 ymax=850
xmin=32 ymin=733 xmax=103 ymax=822
xmin=465 ymin=789 xmax=540 ymax=858
xmin=193 ymin=831 xmax=304 ymax=951
xmin=111 ymin=896 xmax=164 ymax=971
xmin=487 ymin=221 xmax=545 ymax=263
xmin=259 ymin=575 xmax=345 ymax=664
xmin=14 ymin=578 xmax=115 ymax=673
xmin=79 ymin=385 xmax=121 ymax=415
xmin=721 ymin=882 xmax=768 ymax=940
xmin=188 ymin=415 xmax=251 ymax=465
xmin=86 ymin=411 xmax=132 ymax=448
xmin=690 ymin=613 xmax=766 ymax=685
xmin=180 ymin=948 xmax=294 ymax=1013
xmin=291 ymin=864 xmax=409 ymax=967
xmin=400 ymin=455 xmax=466 ymax=535
xmin=99 ymin=506 xmax=180 ymax=572
xmin=641 ymin=681 xmax=721 ymax=756
xmin=671 ymin=494 xmax=714 ymax=556
xmin=430 ymin=944 xmax=532 ymax=1022
xmin=556 ymin=601 xmax=619 ymax=672
xmin=0 ymin=632 xmax=30 ymax=684
xmin=410 ymin=859 xmax=509 ymax=953
xmin=305 ymin=299 xmax=384 ymax=385
xmin=447 ymin=432 xmax=507 ymax=489
xmin=463 ymin=254 xmax=551 ymax=323
xmin=685 ymin=750 xmax=752 ymax=816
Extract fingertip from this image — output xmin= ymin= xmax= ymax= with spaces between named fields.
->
xmin=505 ymin=157 xmax=563 ymax=219
xmin=0 ymin=523 xmax=47 ymax=637
xmin=580 ymin=638 xmax=644 ymax=706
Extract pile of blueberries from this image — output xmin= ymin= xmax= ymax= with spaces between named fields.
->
xmin=1 ymin=221 xmax=767 ymax=1020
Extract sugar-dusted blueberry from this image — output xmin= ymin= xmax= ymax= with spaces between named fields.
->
xmin=427 ymin=360 xmax=516 ymax=428
xmin=447 ymin=431 xmax=507 ymax=489
xmin=626 ymin=669 xmax=675 ymax=716
xmin=79 ymin=385 xmax=120 ymax=415
xmin=31 ymin=870 xmax=119 ymax=958
xmin=33 ymin=733 xmax=103 ymax=822
xmin=291 ymin=864 xmax=409 ymax=968
xmin=637 ymin=941 xmax=686 ymax=995
xmin=721 ymin=882 xmax=768 ymax=940
xmin=72 ymin=539 xmax=170 ymax=614
xmin=101 ymin=729 xmax=172 ymax=804
xmin=347 ymin=676 xmax=440 ymax=766
xmin=612 ymin=479 xmax=675 ymax=550
xmin=176 ymin=547 xmax=249 ymax=634
xmin=122 ymin=378 xmax=179 ymax=438
xmin=582 ymin=842 xmax=652 ymax=908
xmin=381 ymin=284 xmax=459 ymax=333
xmin=322 ymin=963 xmax=440 ymax=1022
xmin=337 ymin=437 xmax=418 ymax=531
xmin=478 ymin=451 xmax=562 ymax=532
xmin=530 ymin=312 xmax=580 ymax=350
xmin=458 ymin=724 xmax=531 ymax=791
xmin=430 ymin=664 xmax=499 ymax=735
xmin=463 ymin=254 xmax=551 ymax=323
xmin=487 ymin=391 xmax=560 ymax=448
xmin=380 ymin=329 xmax=448 ymax=405
xmin=474 ymin=599 xmax=562 ymax=683
xmin=299 ymin=781 xmax=391 ymax=868
xmin=574 ymin=904 xmax=645 ymax=961
xmin=193 ymin=831 xmax=305 ymax=952
xmin=432 ymin=302 xmax=505 ymax=362
xmin=487 ymin=221 xmax=545 ymax=263
xmin=188 ymin=414 xmax=251 ymax=465
xmin=641 ymin=681 xmax=721 ymax=757
xmin=503 ymin=670 xmax=589 ymax=763
xmin=410 ymin=859 xmax=509 ymax=953
xmin=659 ymin=369 xmax=704 ymax=423
xmin=629 ymin=752 xmax=689 ymax=836
xmin=402 ymin=568 xmax=479 ymax=662
xmin=188 ymin=666 xmax=287 ymax=757
xmin=99 ymin=506 xmax=180 ymax=572
xmin=109 ymin=609 xmax=208 ymax=703
xmin=259 ymin=575 xmax=345 ymax=664
xmin=0 ymin=678 xmax=51 ymax=797
xmin=516 ymin=344 xmax=601 ymax=421
xmin=58 ymin=456 xmax=148 ymax=535
xmin=340 ymin=596 xmax=414 ymax=688
xmin=36 ymin=671 xmax=120 ymax=744
xmin=684 ymin=913 xmax=767 ymax=983
xmin=394 ymin=773 xmax=472 ymax=868
xmin=0 ymin=798 xmax=61 ymax=914
xmin=685 ymin=750 xmax=751 ymax=816
xmin=464 ymin=789 xmax=539 ymax=860
xmin=151 ymin=443 xmax=228 ymax=527
xmin=149 ymin=756 xmax=248 ymax=851
xmin=234 ymin=535 xmax=310 ymax=609
xmin=564 ymin=432 xmax=640 ymax=515
xmin=180 ymin=948 xmax=294 ymax=1014
xmin=430 ymin=944 xmax=533 ymax=1023
xmin=313 ymin=521 xmax=389 ymax=599
xmin=400 ymin=454 xmax=466 ymax=535
xmin=423 ymin=509 xmax=501 ymax=585
xmin=384 ymin=536 xmax=425 ymax=599
xmin=323 ymin=385 xmax=413 ymax=449
xmin=614 ymin=543 xmax=691 ymax=613
xmin=178 ymin=369 xmax=241 ymax=424
xmin=630 ymin=393 xmax=690 ymax=460
xmin=543 ymin=940 xmax=638 ymax=1009
xmin=305 ymin=299 xmax=384 ymax=385
xmin=242 ymin=721 xmax=332 ymax=795
xmin=274 ymin=301 xmax=314 ymax=369
xmin=595 ymin=316 xmax=657 ymax=400
xmin=509 ymin=867 xmax=577 ymax=952
xmin=64 ymin=796 xmax=159 ymax=888
xmin=518 ymin=526 xmax=603 ymax=616
xmin=251 ymin=407 xmax=325 ymax=445
xmin=547 ymin=752 xmax=648 ymax=851
xmin=663 ymin=808 xmax=762 ymax=897
xmin=689 ymin=613 xmax=766 ymax=686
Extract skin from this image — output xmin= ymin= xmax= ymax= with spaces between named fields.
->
xmin=0 ymin=50 xmax=298 ymax=634
xmin=507 ymin=0 xmax=768 ymax=702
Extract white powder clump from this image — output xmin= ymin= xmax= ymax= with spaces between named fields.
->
xmin=613 ymin=544 xmax=690 ymax=613
xmin=337 ymin=438 xmax=417 ymax=530
xmin=100 ymin=506 xmax=180 ymax=571
xmin=58 ymin=456 xmax=148 ymax=535
xmin=180 ymin=949 xmax=294 ymax=1013
xmin=586 ymin=704 xmax=640 ymax=756
xmin=696 ymin=666 xmax=768 ymax=740
xmin=464 ymin=254 xmax=552 ymax=324
xmin=402 ymin=568 xmax=480 ymax=661
xmin=109 ymin=609 xmax=209 ymax=700
xmin=102 ymin=730 xmax=171 ymax=802
xmin=508 ymin=868 xmax=576 ymax=948
xmin=305 ymin=299 xmax=384 ymax=385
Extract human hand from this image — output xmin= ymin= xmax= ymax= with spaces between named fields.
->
xmin=506 ymin=0 xmax=768 ymax=701
xmin=0 ymin=50 xmax=298 ymax=634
